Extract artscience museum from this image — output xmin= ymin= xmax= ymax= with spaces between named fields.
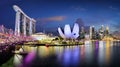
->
xmin=58 ymin=23 xmax=79 ymax=39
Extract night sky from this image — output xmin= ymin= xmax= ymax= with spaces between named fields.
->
xmin=0 ymin=0 xmax=120 ymax=34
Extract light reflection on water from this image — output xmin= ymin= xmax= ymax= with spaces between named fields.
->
xmin=13 ymin=41 xmax=119 ymax=67
xmin=14 ymin=54 xmax=23 ymax=67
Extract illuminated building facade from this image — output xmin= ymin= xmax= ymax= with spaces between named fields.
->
xmin=90 ymin=26 xmax=95 ymax=39
xmin=58 ymin=23 xmax=79 ymax=39
xmin=31 ymin=32 xmax=55 ymax=41
xmin=105 ymin=26 xmax=109 ymax=36
xmin=79 ymin=26 xmax=85 ymax=39
xmin=13 ymin=5 xmax=36 ymax=36
xmin=81 ymin=26 xmax=84 ymax=33
xmin=99 ymin=25 xmax=105 ymax=39
xmin=0 ymin=25 xmax=5 ymax=33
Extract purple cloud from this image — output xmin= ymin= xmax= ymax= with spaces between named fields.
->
xmin=36 ymin=16 xmax=66 ymax=22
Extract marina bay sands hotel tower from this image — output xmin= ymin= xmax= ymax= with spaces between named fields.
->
xmin=13 ymin=5 xmax=36 ymax=36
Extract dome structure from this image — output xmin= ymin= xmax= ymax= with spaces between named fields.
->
xmin=58 ymin=23 xmax=79 ymax=39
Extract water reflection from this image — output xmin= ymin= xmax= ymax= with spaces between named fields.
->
xmin=105 ymin=40 xmax=111 ymax=66
xmin=80 ymin=45 xmax=85 ymax=64
xmin=14 ymin=54 xmax=23 ymax=67
xmin=98 ymin=41 xmax=106 ymax=65
xmin=13 ymin=40 xmax=118 ymax=67
xmin=85 ymin=42 xmax=93 ymax=64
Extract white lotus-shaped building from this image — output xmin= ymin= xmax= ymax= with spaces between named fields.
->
xmin=58 ymin=23 xmax=79 ymax=39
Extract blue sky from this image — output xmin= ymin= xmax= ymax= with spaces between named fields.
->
xmin=0 ymin=0 xmax=120 ymax=33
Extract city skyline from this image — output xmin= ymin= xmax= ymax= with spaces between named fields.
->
xmin=0 ymin=0 xmax=120 ymax=33
xmin=0 ymin=1 xmax=120 ymax=67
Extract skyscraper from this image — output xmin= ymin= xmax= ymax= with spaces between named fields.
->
xmin=90 ymin=26 xmax=95 ymax=39
xmin=99 ymin=25 xmax=104 ymax=39
xmin=90 ymin=26 xmax=92 ymax=39
xmin=81 ymin=26 xmax=84 ymax=33
xmin=105 ymin=26 xmax=109 ymax=36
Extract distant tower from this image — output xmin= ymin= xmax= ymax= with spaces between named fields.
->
xmin=90 ymin=26 xmax=95 ymax=39
xmin=106 ymin=26 xmax=109 ymax=36
xmin=99 ymin=25 xmax=104 ymax=39
xmin=101 ymin=25 xmax=104 ymax=33
xmin=9 ymin=29 xmax=14 ymax=35
xmin=1 ymin=25 xmax=5 ymax=33
xmin=80 ymin=26 xmax=85 ymax=39
xmin=90 ymin=26 xmax=92 ymax=39
xmin=81 ymin=26 xmax=84 ymax=33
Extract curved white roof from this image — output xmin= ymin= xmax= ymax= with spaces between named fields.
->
xmin=72 ymin=23 xmax=79 ymax=39
xmin=58 ymin=27 xmax=65 ymax=38
xmin=64 ymin=24 xmax=72 ymax=38
xmin=58 ymin=23 xmax=79 ymax=39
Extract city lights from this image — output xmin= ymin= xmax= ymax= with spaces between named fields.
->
xmin=0 ymin=1 xmax=120 ymax=67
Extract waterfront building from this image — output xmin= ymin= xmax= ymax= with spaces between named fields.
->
xmin=13 ymin=5 xmax=36 ymax=36
xmin=84 ymin=26 xmax=90 ymax=34
xmin=31 ymin=32 xmax=56 ymax=41
xmin=58 ymin=23 xmax=79 ymax=39
xmin=85 ymin=34 xmax=90 ymax=40
xmin=99 ymin=25 xmax=105 ymax=39
xmin=90 ymin=26 xmax=95 ymax=39
xmin=79 ymin=26 xmax=85 ymax=39
xmin=101 ymin=25 xmax=104 ymax=33
xmin=105 ymin=26 xmax=109 ymax=36
xmin=81 ymin=26 xmax=84 ymax=33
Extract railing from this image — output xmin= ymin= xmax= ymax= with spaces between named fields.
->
xmin=0 ymin=33 xmax=34 ymax=45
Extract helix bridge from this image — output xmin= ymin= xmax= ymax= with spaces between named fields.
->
xmin=0 ymin=32 xmax=34 ymax=52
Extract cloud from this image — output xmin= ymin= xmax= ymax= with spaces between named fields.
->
xmin=35 ymin=16 xmax=66 ymax=32
xmin=71 ymin=6 xmax=87 ymax=11
xmin=112 ymin=22 xmax=120 ymax=31
xmin=36 ymin=16 xmax=66 ymax=22
xmin=109 ymin=6 xmax=118 ymax=10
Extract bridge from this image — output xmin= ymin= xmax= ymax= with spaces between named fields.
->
xmin=0 ymin=5 xmax=37 ymax=53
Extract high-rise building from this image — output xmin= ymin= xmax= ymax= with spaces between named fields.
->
xmin=90 ymin=26 xmax=95 ymax=39
xmin=0 ymin=25 xmax=5 ymax=33
xmin=101 ymin=25 xmax=104 ymax=33
xmin=99 ymin=25 xmax=104 ymax=39
xmin=90 ymin=26 xmax=92 ymax=39
xmin=13 ymin=5 xmax=36 ymax=36
xmin=81 ymin=26 xmax=84 ymax=33
xmin=84 ymin=26 xmax=90 ymax=34
xmin=79 ymin=26 xmax=85 ymax=39
xmin=105 ymin=26 xmax=109 ymax=36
